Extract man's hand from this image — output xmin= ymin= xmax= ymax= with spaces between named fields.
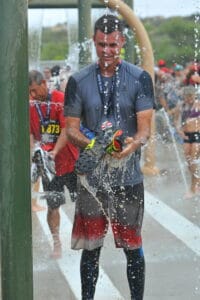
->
xmin=105 ymin=129 xmax=124 ymax=154
xmin=48 ymin=149 xmax=57 ymax=160
xmin=111 ymin=137 xmax=136 ymax=159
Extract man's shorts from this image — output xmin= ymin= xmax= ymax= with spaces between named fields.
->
xmin=42 ymin=172 xmax=77 ymax=209
xmin=71 ymin=182 xmax=144 ymax=250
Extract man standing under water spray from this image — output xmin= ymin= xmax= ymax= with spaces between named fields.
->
xmin=64 ymin=14 xmax=155 ymax=300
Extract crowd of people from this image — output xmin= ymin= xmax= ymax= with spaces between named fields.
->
xmin=29 ymin=13 xmax=200 ymax=300
xmin=154 ymin=59 xmax=200 ymax=198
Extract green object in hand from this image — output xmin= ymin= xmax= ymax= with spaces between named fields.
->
xmin=105 ymin=129 xmax=124 ymax=154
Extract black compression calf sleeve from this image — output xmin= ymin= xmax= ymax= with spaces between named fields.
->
xmin=124 ymin=247 xmax=145 ymax=300
xmin=80 ymin=247 xmax=101 ymax=300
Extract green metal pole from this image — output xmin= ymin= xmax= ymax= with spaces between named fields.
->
xmin=0 ymin=1 xmax=33 ymax=300
xmin=78 ymin=0 xmax=92 ymax=68
xmin=123 ymin=0 xmax=135 ymax=63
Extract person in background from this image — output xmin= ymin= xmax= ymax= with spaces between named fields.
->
xmin=172 ymin=64 xmax=185 ymax=87
xmin=155 ymin=69 xmax=181 ymax=126
xmin=43 ymin=67 xmax=53 ymax=93
xmin=184 ymin=63 xmax=200 ymax=86
xmin=43 ymin=67 xmax=52 ymax=81
xmin=47 ymin=65 xmax=61 ymax=93
xmin=29 ymin=70 xmax=78 ymax=258
xmin=175 ymin=85 xmax=200 ymax=198
xmin=157 ymin=59 xmax=172 ymax=74
xmin=64 ymin=14 xmax=154 ymax=300
xmin=51 ymin=65 xmax=61 ymax=77
xmin=59 ymin=68 xmax=72 ymax=93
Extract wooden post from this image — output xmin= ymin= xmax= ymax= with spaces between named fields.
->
xmin=0 ymin=1 xmax=33 ymax=299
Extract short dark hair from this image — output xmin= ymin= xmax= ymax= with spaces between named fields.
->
xmin=51 ymin=65 xmax=61 ymax=77
xmin=94 ymin=14 xmax=125 ymax=35
xmin=29 ymin=70 xmax=44 ymax=86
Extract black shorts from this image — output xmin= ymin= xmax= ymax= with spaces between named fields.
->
xmin=42 ymin=172 xmax=77 ymax=209
xmin=184 ymin=132 xmax=200 ymax=143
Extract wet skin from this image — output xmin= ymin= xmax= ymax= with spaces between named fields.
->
xmin=93 ymin=29 xmax=125 ymax=76
xmin=29 ymin=80 xmax=48 ymax=102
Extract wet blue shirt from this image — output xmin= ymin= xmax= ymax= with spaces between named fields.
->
xmin=64 ymin=60 xmax=155 ymax=187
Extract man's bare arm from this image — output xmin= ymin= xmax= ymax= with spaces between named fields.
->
xmin=49 ymin=128 xmax=68 ymax=159
xmin=65 ymin=116 xmax=90 ymax=148
xmin=112 ymin=109 xmax=153 ymax=159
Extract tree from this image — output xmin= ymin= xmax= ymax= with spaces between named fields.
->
xmin=142 ymin=15 xmax=199 ymax=66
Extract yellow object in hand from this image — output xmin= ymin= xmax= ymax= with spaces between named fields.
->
xmin=85 ymin=138 xmax=96 ymax=149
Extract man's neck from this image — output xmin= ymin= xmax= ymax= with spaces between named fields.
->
xmin=101 ymin=69 xmax=115 ymax=77
xmin=98 ymin=60 xmax=121 ymax=77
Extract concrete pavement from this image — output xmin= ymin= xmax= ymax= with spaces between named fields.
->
xmin=32 ymin=137 xmax=200 ymax=300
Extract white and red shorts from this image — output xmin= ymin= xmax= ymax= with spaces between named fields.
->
xmin=71 ymin=183 xmax=144 ymax=250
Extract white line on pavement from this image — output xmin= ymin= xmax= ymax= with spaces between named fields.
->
xmin=35 ymin=191 xmax=200 ymax=299
xmin=36 ymin=206 xmax=124 ymax=300
xmin=145 ymin=192 xmax=200 ymax=256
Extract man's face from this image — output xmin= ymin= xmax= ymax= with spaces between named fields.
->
xmin=29 ymin=81 xmax=48 ymax=101
xmin=43 ymin=68 xmax=51 ymax=80
xmin=59 ymin=75 xmax=68 ymax=93
xmin=93 ymin=30 xmax=125 ymax=68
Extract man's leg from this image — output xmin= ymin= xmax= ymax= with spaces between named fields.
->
xmin=47 ymin=207 xmax=62 ymax=259
xmin=45 ymin=175 xmax=66 ymax=258
xmin=31 ymin=178 xmax=46 ymax=212
xmin=80 ymin=247 xmax=101 ymax=300
xmin=124 ymin=247 xmax=145 ymax=300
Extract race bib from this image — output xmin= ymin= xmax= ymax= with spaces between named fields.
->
xmin=40 ymin=120 xmax=61 ymax=144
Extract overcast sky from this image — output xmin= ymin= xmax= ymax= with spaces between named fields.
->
xmin=28 ymin=0 xmax=199 ymax=28
xmin=134 ymin=0 xmax=199 ymax=18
